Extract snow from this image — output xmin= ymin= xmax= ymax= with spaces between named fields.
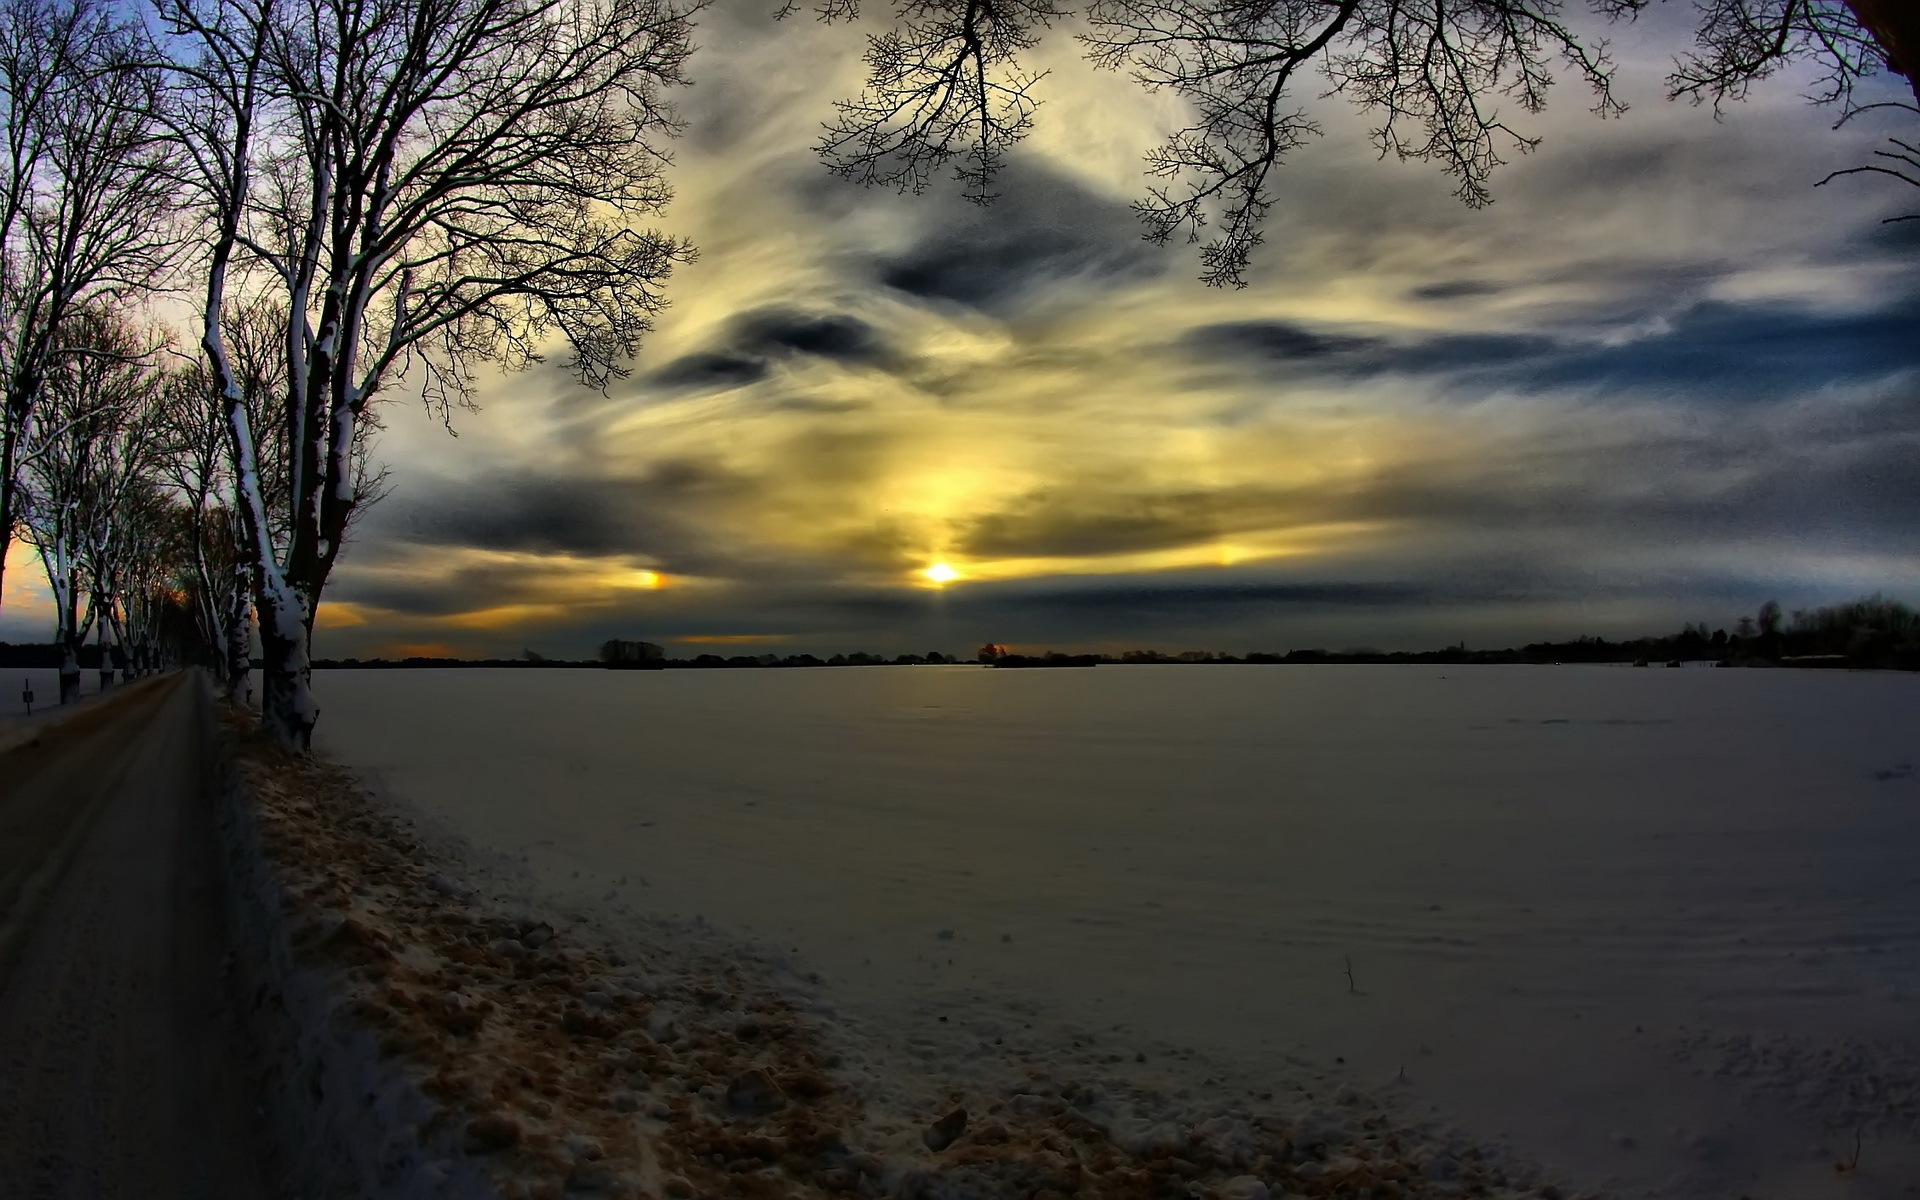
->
xmin=218 ymin=728 xmax=507 ymax=1200
xmin=0 ymin=667 xmax=105 ymax=717
xmin=313 ymin=664 xmax=1920 ymax=1199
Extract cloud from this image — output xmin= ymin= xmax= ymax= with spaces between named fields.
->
xmin=731 ymin=308 xmax=890 ymax=362
xmin=955 ymin=481 xmax=1342 ymax=561
xmin=976 ymin=578 xmax=1440 ymax=613
xmin=1520 ymin=298 xmax=1920 ymax=394
xmin=862 ymin=162 xmax=1166 ymax=311
xmin=1183 ymin=291 xmax=1920 ymax=398
xmin=1183 ymin=321 xmax=1377 ymax=361
xmin=647 ymin=352 xmax=770 ymax=390
xmin=1407 ymin=279 xmax=1507 ymax=302
xmin=293 ymin=6 xmax=1920 ymax=662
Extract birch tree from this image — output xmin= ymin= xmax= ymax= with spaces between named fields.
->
xmin=813 ymin=0 xmax=1920 ymax=285
xmin=0 ymin=0 xmax=178 ymax=619
xmin=155 ymin=0 xmax=696 ymax=749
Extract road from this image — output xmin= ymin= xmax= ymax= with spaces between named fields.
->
xmin=0 ymin=670 xmax=278 ymax=1198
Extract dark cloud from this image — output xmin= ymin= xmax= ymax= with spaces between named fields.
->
xmin=1185 ymin=294 xmax=1920 ymax=396
xmin=1183 ymin=318 xmax=1546 ymax=376
xmin=647 ymin=352 xmax=770 ymax=390
xmin=865 ymin=163 xmax=1163 ymax=310
xmin=639 ymin=311 xmax=891 ymax=399
xmin=1518 ymin=298 xmax=1920 ymax=394
xmin=1184 ymin=321 xmax=1376 ymax=361
xmin=957 ymin=484 xmax=1331 ymax=560
xmin=970 ymin=579 xmax=1437 ymax=613
xmin=731 ymin=308 xmax=888 ymax=362
xmin=1408 ymin=279 xmax=1506 ymax=301
xmin=379 ymin=462 xmax=752 ymax=572
xmin=393 ymin=476 xmax=636 ymax=556
xmin=334 ymin=561 xmax=557 ymax=617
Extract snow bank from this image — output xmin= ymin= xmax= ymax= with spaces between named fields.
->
xmin=218 ymin=716 xmax=506 ymax=1199
xmin=218 ymin=698 xmax=1584 ymax=1200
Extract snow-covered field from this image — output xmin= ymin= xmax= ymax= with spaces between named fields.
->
xmin=0 ymin=667 xmax=102 ymax=718
xmin=313 ymin=664 xmax=1920 ymax=1199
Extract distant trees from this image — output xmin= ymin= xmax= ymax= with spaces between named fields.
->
xmin=600 ymin=638 xmax=666 ymax=667
xmin=1778 ymin=594 xmax=1920 ymax=667
xmin=1561 ymin=597 xmax=1920 ymax=668
xmin=15 ymin=309 xmax=179 ymax=700
xmin=810 ymin=0 xmax=1919 ymax=285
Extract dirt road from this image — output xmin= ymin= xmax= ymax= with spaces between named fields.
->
xmin=0 ymin=671 xmax=277 ymax=1198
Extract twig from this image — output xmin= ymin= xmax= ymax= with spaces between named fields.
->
xmin=1834 ymin=1127 xmax=1862 ymax=1173
xmin=1344 ymin=955 xmax=1358 ymax=994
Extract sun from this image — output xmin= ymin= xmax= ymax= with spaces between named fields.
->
xmin=921 ymin=562 xmax=962 ymax=585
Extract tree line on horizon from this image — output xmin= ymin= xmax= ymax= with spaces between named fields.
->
xmin=993 ymin=596 xmax=1920 ymax=668
xmin=27 ymin=592 xmax=1888 ymax=671
xmin=0 ymin=0 xmax=1911 ymax=745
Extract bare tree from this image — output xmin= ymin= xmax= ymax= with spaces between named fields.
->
xmin=155 ymin=357 xmax=256 ymax=692
xmin=153 ymin=296 xmax=300 ymax=701
xmin=96 ymin=479 xmax=184 ymax=678
xmin=16 ymin=308 xmax=166 ymax=703
xmin=1092 ymin=0 xmax=1630 ymax=286
xmin=0 ymin=0 xmax=178 ymax=619
xmin=812 ymin=0 xmax=1920 ymax=285
xmin=1661 ymin=2 xmax=1916 ymax=215
xmin=813 ymin=0 xmax=1062 ymax=203
xmin=155 ymin=0 xmax=696 ymax=748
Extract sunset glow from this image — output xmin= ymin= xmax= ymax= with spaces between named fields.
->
xmin=6 ymin=4 xmax=1911 ymax=664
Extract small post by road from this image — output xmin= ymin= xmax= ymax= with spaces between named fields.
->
xmin=21 ymin=678 xmax=32 ymax=716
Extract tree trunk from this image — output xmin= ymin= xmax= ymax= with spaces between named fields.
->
xmin=96 ymin=616 xmax=115 ymax=692
xmin=225 ymin=575 xmax=252 ymax=704
xmin=257 ymin=593 xmax=317 ymax=749
xmin=105 ymin=598 xmax=132 ymax=687
xmin=1845 ymin=0 xmax=1920 ymax=105
xmin=58 ymin=591 xmax=85 ymax=705
xmin=0 ymin=412 xmax=19 ymax=622
xmin=59 ymin=640 xmax=82 ymax=705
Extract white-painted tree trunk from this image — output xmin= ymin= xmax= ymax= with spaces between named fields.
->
xmin=95 ymin=609 xmax=115 ymax=691
xmin=45 ymin=535 xmax=87 ymax=706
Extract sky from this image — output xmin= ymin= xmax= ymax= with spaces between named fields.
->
xmin=5 ymin=0 xmax=1920 ymax=659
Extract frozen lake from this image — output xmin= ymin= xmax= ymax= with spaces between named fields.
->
xmin=314 ymin=664 xmax=1920 ymax=1198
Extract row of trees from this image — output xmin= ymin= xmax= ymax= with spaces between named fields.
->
xmin=970 ymin=597 xmax=1920 ymax=667
xmin=0 ymin=0 xmax=1912 ymax=747
xmin=5 ymin=315 xmax=246 ymax=704
xmin=0 ymin=0 xmax=694 ymax=744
